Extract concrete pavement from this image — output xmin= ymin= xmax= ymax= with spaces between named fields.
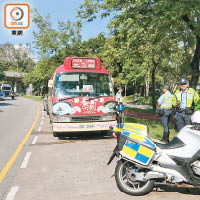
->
xmin=1 ymin=98 xmax=200 ymax=200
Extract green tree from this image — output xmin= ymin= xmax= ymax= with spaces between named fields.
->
xmin=0 ymin=43 xmax=35 ymax=72
xmin=0 ymin=61 xmax=6 ymax=81
xmin=23 ymin=58 xmax=56 ymax=94
xmin=78 ymin=0 xmax=200 ymax=88
xmin=78 ymin=0 xmax=200 ymax=109
xmin=32 ymin=9 xmax=82 ymax=65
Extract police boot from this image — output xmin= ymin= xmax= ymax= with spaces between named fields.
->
xmin=161 ymin=132 xmax=169 ymax=143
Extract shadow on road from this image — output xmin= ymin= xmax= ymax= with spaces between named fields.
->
xmin=57 ymin=131 xmax=113 ymax=141
xmin=32 ymin=132 xmax=114 ymax=146
xmin=5 ymin=98 xmax=17 ymax=101
xmin=0 ymin=102 xmax=13 ymax=106
xmin=0 ymin=98 xmax=19 ymax=108
xmin=158 ymin=185 xmax=200 ymax=195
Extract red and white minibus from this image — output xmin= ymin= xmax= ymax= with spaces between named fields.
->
xmin=48 ymin=57 xmax=117 ymax=136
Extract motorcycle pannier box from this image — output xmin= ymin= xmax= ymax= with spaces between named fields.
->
xmin=120 ymin=129 xmax=156 ymax=166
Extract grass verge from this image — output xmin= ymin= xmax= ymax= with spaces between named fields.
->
xmin=125 ymin=106 xmax=156 ymax=114
xmin=22 ymin=95 xmax=44 ymax=102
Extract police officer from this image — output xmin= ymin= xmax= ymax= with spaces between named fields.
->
xmin=157 ymin=83 xmax=173 ymax=142
xmin=173 ymin=78 xmax=200 ymax=132
xmin=116 ymin=86 xmax=123 ymax=104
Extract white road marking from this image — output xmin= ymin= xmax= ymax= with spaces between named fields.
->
xmin=42 ymin=112 xmax=44 ymax=116
xmin=41 ymin=116 xmax=44 ymax=120
xmin=6 ymin=186 xmax=19 ymax=200
xmin=40 ymin=121 xmax=43 ymax=126
xmin=37 ymin=126 xmax=41 ymax=132
xmin=20 ymin=152 xmax=32 ymax=169
xmin=32 ymin=136 xmax=38 ymax=145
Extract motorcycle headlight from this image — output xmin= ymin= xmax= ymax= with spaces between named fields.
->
xmin=52 ymin=102 xmax=72 ymax=115
xmin=103 ymin=101 xmax=116 ymax=113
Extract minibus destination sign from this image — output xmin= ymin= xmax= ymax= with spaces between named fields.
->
xmin=71 ymin=58 xmax=96 ymax=69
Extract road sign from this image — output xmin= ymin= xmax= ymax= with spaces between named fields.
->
xmin=40 ymin=86 xmax=43 ymax=89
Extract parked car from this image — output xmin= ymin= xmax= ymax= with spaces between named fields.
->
xmin=0 ymin=84 xmax=11 ymax=97
xmin=0 ymin=92 xmax=5 ymax=101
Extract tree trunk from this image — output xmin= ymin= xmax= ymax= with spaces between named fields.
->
xmin=133 ymin=80 xmax=137 ymax=94
xmin=145 ymin=68 xmax=150 ymax=97
xmin=182 ymin=15 xmax=200 ymax=88
xmin=125 ymin=84 xmax=127 ymax=97
xmin=151 ymin=58 xmax=159 ymax=110
xmin=151 ymin=67 xmax=156 ymax=110
xmin=190 ymin=36 xmax=200 ymax=88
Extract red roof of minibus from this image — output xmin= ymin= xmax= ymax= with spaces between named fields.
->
xmin=55 ymin=57 xmax=109 ymax=74
xmin=55 ymin=64 xmax=109 ymax=74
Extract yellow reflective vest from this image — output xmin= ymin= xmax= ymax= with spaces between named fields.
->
xmin=162 ymin=93 xmax=173 ymax=109
xmin=173 ymin=88 xmax=200 ymax=109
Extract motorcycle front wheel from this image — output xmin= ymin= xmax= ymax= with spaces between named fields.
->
xmin=115 ymin=160 xmax=154 ymax=196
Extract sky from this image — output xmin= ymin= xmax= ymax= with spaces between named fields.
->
xmin=0 ymin=0 xmax=111 ymax=59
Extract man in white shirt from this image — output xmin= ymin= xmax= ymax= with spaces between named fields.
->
xmin=157 ymin=83 xmax=173 ymax=142
xmin=116 ymin=86 xmax=123 ymax=104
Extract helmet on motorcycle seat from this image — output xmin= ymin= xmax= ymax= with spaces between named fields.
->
xmin=191 ymin=111 xmax=200 ymax=130
xmin=191 ymin=111 xmax=200 ymax=124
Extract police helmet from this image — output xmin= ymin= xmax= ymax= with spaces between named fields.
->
xmin=162 ymin=83 xmax=170 ymax=90
xmin=179 ymin=78 xmax=187 ymax=85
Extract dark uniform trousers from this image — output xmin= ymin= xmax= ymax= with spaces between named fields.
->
xmin=161 ymin=110 xmax=172 ymax=133
xmin=176 ymin=112 xmax=191 ymax=132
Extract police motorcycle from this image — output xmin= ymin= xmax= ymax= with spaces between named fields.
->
xmin=108 ymin=106 xmax=200 ymax=196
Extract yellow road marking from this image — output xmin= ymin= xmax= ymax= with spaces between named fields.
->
xmin=0 ymin=103 xmax=40 ymax=183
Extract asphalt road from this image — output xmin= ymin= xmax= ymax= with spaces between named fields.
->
xmin=0 ymin=97 xmax=37 ymax=170
xmin=1 ymin=97 xmax=200 ymax=200
xmin=0 ymin=97 xmax=37 ymax=199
